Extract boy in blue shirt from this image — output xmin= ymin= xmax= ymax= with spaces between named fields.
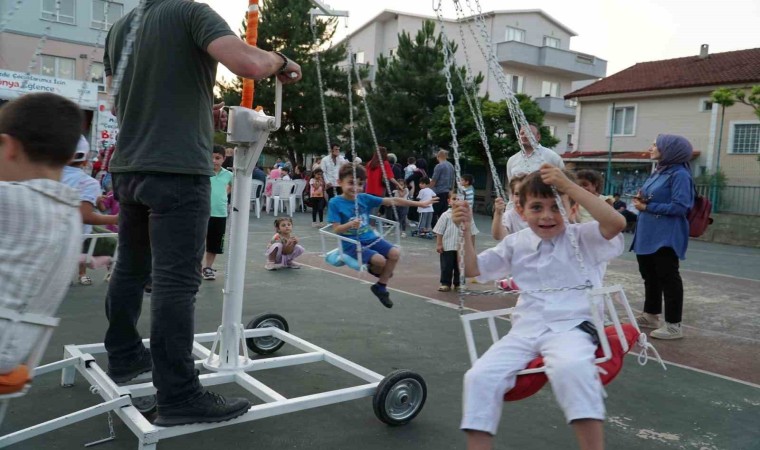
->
xmin=203 ymin=145 xmax=233 ymax=280
xmin=327 ymin=164 xmax=437 ymax=308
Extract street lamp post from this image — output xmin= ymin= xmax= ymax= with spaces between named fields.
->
xmin=606 ymin=102 xmax=615 ymax=194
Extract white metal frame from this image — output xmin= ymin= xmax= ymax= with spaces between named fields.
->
xmin=1 ymin=78 xmax=418 ymax=449
xmin=460 ymin=285 xmax=642 ymax=368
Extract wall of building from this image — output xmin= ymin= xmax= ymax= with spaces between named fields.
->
xmin=543 ymin=115 xmax=572 ymax=151
xmin=0 ymin=32 xmax=104 ymax=80
xmin=715 ymin=100 xmax=760 ymax=186
xmin=490 ymin=12 xmax=573 ymax=50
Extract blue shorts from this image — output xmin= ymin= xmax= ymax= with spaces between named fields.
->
xmin=342 ymin=237 xmax=395 ymax=266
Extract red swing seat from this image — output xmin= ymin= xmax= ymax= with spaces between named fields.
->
xmin=504 ymin=323 xmax=639 ymax=401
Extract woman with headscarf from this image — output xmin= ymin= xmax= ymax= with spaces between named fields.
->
xmin=631 ymin=134 xmax=695 ymax=340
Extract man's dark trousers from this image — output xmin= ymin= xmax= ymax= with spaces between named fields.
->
xmin=105 ymin=173 xmax=209 ymax=406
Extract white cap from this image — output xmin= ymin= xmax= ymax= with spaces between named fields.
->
xmin=71 ymin=136 xmax=89 ymax=162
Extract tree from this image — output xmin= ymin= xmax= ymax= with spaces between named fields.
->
xmin=430 ymin=94 xmax=559 ymax=197
xmin=214 ymin=0 xmax=348 ymax=167
xmin=358 ymin=20 xmax=480 ymax=161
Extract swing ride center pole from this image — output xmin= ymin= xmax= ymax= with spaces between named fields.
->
xmin=240 ymin=0 xmax=259 ymax=109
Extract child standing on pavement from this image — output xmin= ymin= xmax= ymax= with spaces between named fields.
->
xmin=309 ymin=168 xmax=326 ymax=226
xmin=203 ymin=145 xmax=233 ymax=280
xmin=265 ymin=217 xmax=304 ymax=270
xmin=434 ymin=193 xmax=479 ymax=292
xmin=416 ymin=177 xmax=436 ymax=235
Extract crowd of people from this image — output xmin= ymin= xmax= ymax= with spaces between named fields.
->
xmin=0 ymin=1 xmax=698 ymax=447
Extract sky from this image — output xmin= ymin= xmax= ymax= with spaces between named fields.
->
xmin=199 ymin=0 xmax=760 ymax=82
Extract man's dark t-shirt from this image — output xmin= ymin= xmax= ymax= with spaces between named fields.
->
xmin=104 ymin=0 xmax=234 ymax=176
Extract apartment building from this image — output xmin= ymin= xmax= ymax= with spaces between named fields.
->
xmin=0 ymin=0 xmax=138 ymax=151
xmin=336 ymin=9 xmax=607 ymax=153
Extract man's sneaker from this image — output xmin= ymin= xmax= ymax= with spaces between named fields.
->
xmin=286 ymin=261 xmax=301 ymax=269
xmin=265 ymin=262 xmax=283 ymax=271
xmin=635 ymin=314 xmax=662 ymax=329
xmin=108 ymin=349 xmax=153 ymax=384
xmin=202 ymin=267 xmax=215 ymax=280
xmin=438 ymin=285 xmax=451 ymax=292
xmin=153 ymin=391 xmax=251 ymax=427
xmin=370 ymin=284 xmax=393 ymax=308
xmin=400 ymin=232 xmax=407 ymax=238
xmin=650 ymin=322 xmax=684 ymax=340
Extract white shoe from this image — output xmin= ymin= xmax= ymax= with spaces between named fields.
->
xmin=312 ymin=222 xmax=319 ymax=227
xmin=400 ymin=232 xmax=407 ymax=238
xmin=265 ymin=262 xmax=283 ymax=271
xmin=635 ymin=313 xmax=662 ymax=329
xmin=650 ymin=322 xmax=683 ymax=340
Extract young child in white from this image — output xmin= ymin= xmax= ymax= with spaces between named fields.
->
xmin=265 ymin=217 xmax=304 ymax=270
xmin=403 ymin=156 xmax=417 ymax=180
xmin=416 ymin=177 xmax=435 ymax=234
xmin=491 ymin=174 xmax=528 ymax=241
xmin=453 ymin=164 xmax=626 ymax=450
xmin=434 ymin=193 xmax=479 ymax=292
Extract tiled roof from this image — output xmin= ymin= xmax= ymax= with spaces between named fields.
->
xmin=566 ymin=48 xmax=760 ymax=98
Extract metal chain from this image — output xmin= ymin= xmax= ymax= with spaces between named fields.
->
xmin=0 ymin=0 xmax=25 ymax=35
xmin=108 ymin=0 xmax=147 ymax=109
xmin=345 ymin=39 xmax=360 ymax=220
xmin=310 ymin=15 xmax=332 ymax=157
xmin=434 ymin=6 xmax=468 ymax=315
xmin=20 ymin=0 xmax=60 ymax=91
xmin=350 ymin=59 xmax=400 ymax=224
xmin=460 ymin=282 xmax=592 ymax=297
xmin=76 ymin=0 xmax=112 ymax=108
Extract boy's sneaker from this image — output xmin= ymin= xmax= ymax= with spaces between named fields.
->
xmin=650 ymin=322 xmax=683 ymax=340
xmin=153 ymin=391 xmax=251 ymax=427
xmin=108 ymin=349 xmax=153 ymax=384
xmin=202 ymin=267 xmax=215 ymax=280
xmin=286 ymin=261 xmax=301 ymax=269
xmin=370 ymin=284 xmax=393 ymax=308
xmin=400 ymin=232 xmax=407 ymax=238
xmin=437 ymin=285 xmax=451 ymax=292
xmin=635 ymin=313 xmax=662 ymax=329
xmin=265 ymin=262 xmax=283 ymax=271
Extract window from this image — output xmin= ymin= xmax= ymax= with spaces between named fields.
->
xmin=505 ymin=74 xmax=524 ymax=93
xmin=547 ymin=125 xmax=557 ymax=136
xmin=541 ymin=81 xmax=560 ymax=97
xmin=505 ymin=26 xmax=525 ymax=42
xmin=90 ymin=62 xmax=105 ymax=84
xmin=699 ymin=99 xmax=714 ymax=112
xmin=729 ymin=122 xmax=760 ymax=154
xmin=611 ymin=105 xmax=636 ymax=136
xmin=354 ymin=51 xmax=365 ymax=64
xmin=40 ymin=55 xmax=76 ymax=80
xmin=389 ymin=47 xmax=398 ymax=57
xmin=91 ymin=0 xmax=123 ymax=30
xmin=41 ymin=0 xmax=75 ymax=24
xmin=543 ymin=36 xmax=561 ymax=48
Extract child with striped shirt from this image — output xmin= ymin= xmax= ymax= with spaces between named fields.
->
xmin=434 ymin=193 xmax=479 ymax=292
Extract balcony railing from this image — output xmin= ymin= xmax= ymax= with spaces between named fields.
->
xmin=495 ymin=41 xmax=607 ymax=80
xmin=535 ymin=96 xmax=576 ymax=117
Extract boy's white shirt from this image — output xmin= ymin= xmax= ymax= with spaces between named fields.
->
xmin=417 ymin=187 xmax=435 ymax=212
xmin=475 ymin=222 xmax=623 ymax=338
xmin=434 ymin=209 xmax=479 ymax=252
xmin=501 ymin=208 xmax=528 ymax=234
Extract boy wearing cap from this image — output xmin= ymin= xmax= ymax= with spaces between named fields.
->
xmin=61 ymin=136 xmax=118 ymax=285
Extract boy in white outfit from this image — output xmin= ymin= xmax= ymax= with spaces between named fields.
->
xmin=452 ymin=164 xmax=626 ymax=450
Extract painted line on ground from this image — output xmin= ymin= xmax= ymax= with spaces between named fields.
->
xmin=299 ymin=261 xmax=760 ymax=390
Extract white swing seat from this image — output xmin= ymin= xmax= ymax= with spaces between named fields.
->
xmin=460 ymin=285 xmax=665 ymax=401
xmin=318 ymin=215 xmax=401 ymax=273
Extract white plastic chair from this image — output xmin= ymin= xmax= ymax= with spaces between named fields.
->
xmin=264 ymin=179 xmax=279 ymax=214
xmin=251 ymin=179 xmax=265 ymax=219
xmin=273 ymin=181 xmax=296 ymax=217
xmin=293 ymin=179 xmax=308 ymax=212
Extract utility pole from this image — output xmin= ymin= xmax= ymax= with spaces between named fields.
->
xmin=606 ymin=102 xmax=615 ymax=194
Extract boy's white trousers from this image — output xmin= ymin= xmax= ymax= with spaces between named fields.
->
xmin=461 ymin=328 xmax=604 ymax=435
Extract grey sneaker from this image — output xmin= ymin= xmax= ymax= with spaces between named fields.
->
xmin=635 ymin=314 xmax=662 ymax=329
xmin=108 ymin=349 xmax=152 ymax=384
xmin=650 ymin=322 xmax=683 ymax=340
xmin=202 ymin=267 xmax=215 ymax=280
xmin=154 ymin=391 xmax=251 ymax=427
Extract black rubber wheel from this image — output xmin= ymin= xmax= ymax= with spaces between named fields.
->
xmin=132 ymin=394 xmax=157 ymax=416
xmin=245 ymin=313 xmax=289 ymax=355
xmin=372 ymin=370 xmax=427 ymax=426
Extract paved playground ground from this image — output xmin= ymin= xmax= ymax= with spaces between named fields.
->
xmin=2 ymin=211 xmax=758 ymax=450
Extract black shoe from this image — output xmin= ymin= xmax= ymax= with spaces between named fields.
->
xmin=154 ymin=391 xmax=251 ymax=427
xmin=108 ymin=349 xmax=153 ymax=384
xmin=370 ymin=284 xmax=393 ymax=308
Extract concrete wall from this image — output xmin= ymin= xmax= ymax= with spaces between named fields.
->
xmin=715 ymin=99 xmax=760 ymax=186
xmin=696 ymin=213 xmax=760 ymax=247
xmin=0 ymin=32 xmax=104 ymax=79
xmin=491 ymin=12 xmax=572 ymax=50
